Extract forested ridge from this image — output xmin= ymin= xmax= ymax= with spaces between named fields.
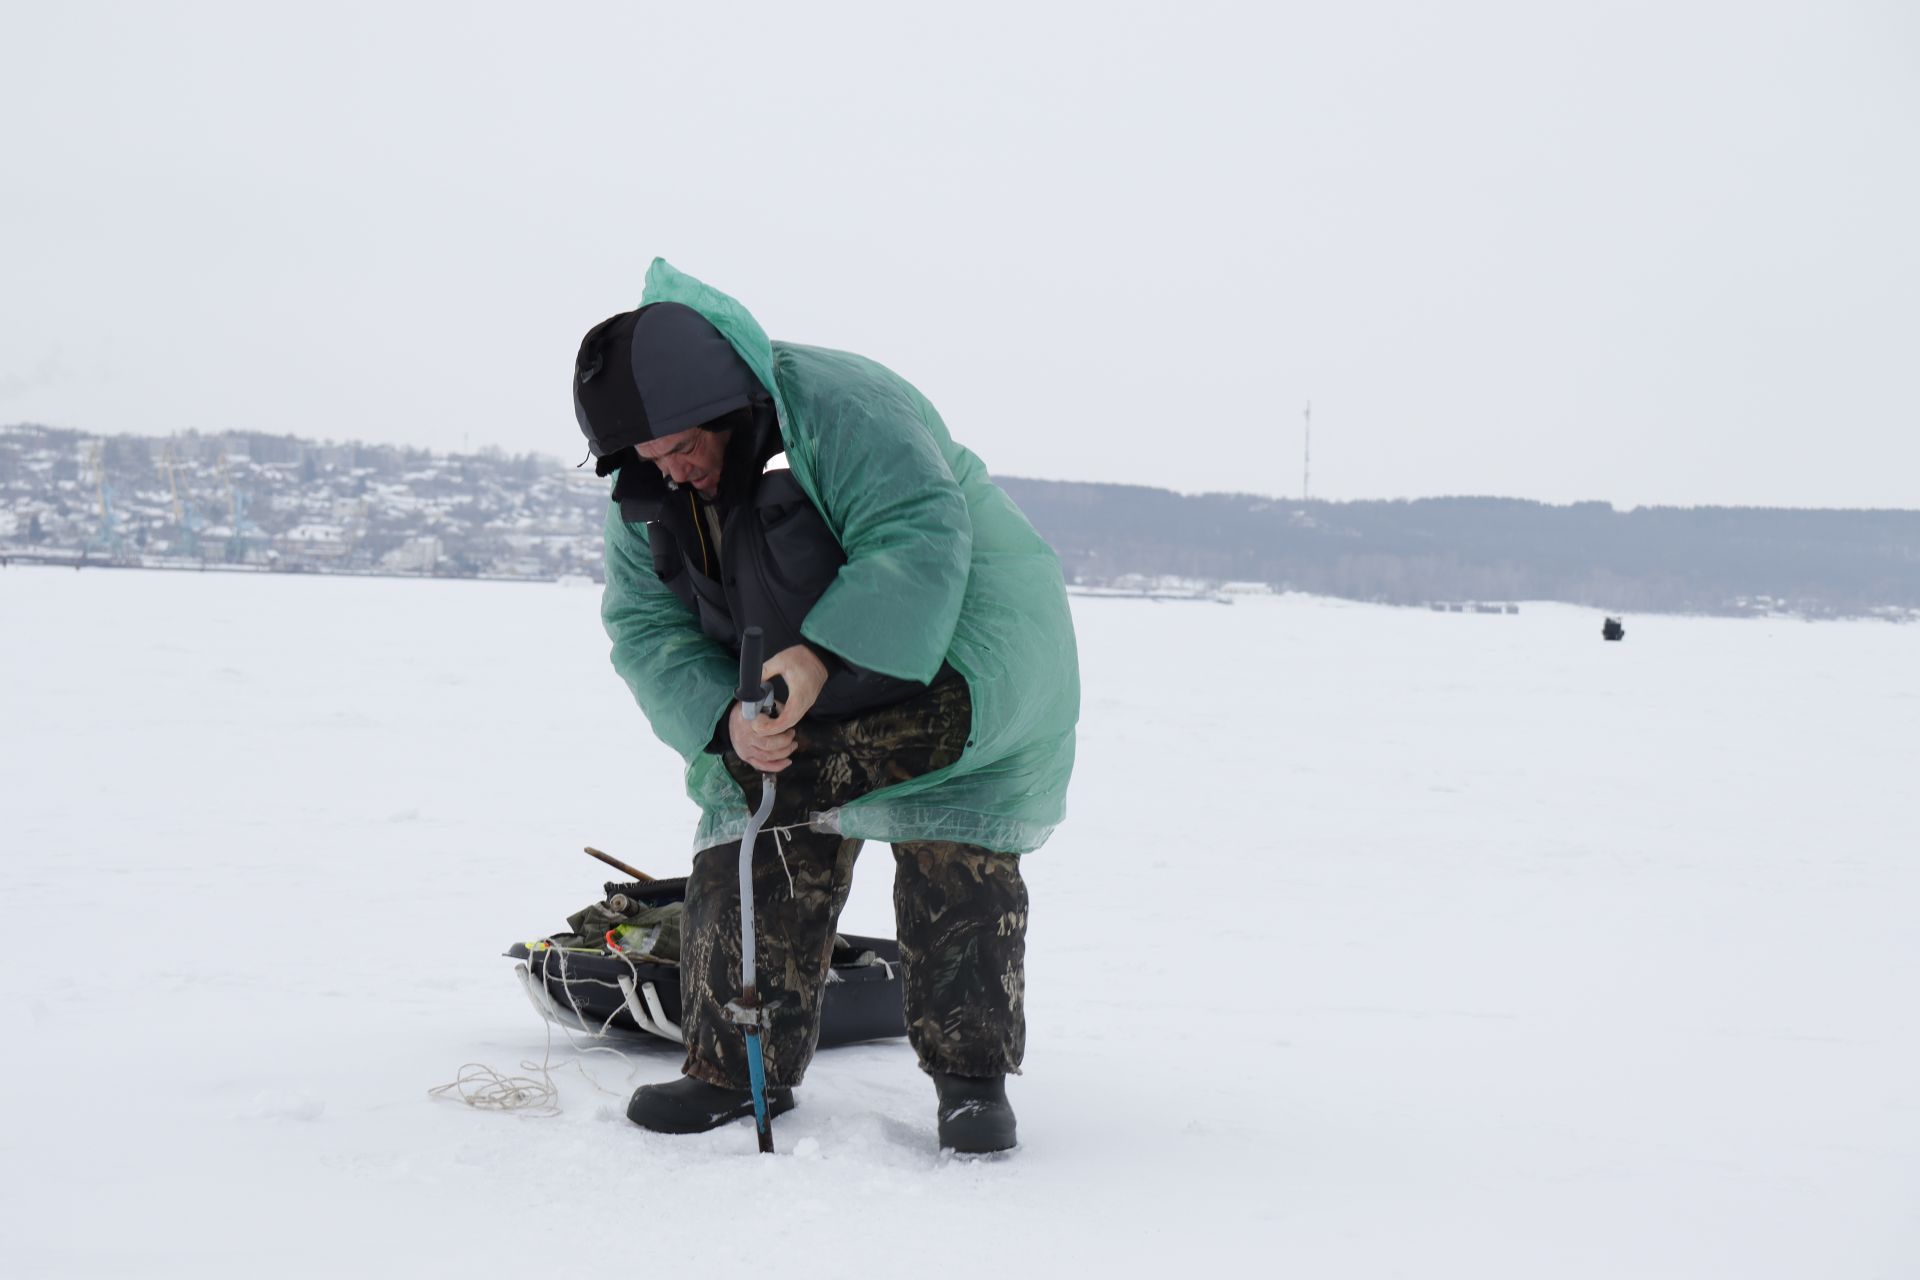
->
xmin=997 ymin=478 xmax=1920 ymax=617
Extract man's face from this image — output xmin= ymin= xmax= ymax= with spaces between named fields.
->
xmin=636 ymin=428 xmax=729 ymax=497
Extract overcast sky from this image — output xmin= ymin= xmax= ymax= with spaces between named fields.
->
xmin=3 ymin=1 xmax=1915 ymax=508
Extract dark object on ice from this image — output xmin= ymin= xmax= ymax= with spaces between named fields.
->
xmin=506 ymin=873 xmax=908 ymax=1050
xmin=932 ymin=1071 xmax=1017 ymax=1154
xmin=505 ymin=935 xmax=906 ymax=1048
xmin=626 ymin=1075 xmax=797 ymax=1134
xmin=1602 ymin=616 xmax=1626 ymax=642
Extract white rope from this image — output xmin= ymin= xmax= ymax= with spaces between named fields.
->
xmin=536 ymin=945 xmax=636 ymax=1085
xmin=429 ymin=1005 xmax=563 ymax=1116
xmin=771 ymin=826 xmax=796 ymax=897
xmin=430 ymin=943 xmax=642 ymax=1116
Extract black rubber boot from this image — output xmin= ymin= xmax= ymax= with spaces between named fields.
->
xmin=626 ymin=1076 xmax=795 ymax=1135
xmin=931 ymin=1072 xmax=1017 ymax=1154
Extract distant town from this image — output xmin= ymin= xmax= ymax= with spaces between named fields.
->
xmin=1 ymin=423 xmax=607 ymax=581
xmin=5 ymin=423 xmax=1918 ymax=619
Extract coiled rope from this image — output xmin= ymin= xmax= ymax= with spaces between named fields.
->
xmin=429 ymin=939 xmax=647 ymax=1116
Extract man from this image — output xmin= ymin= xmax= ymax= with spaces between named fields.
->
xmin=575 ymin=260 xmax=1078 ymax=1153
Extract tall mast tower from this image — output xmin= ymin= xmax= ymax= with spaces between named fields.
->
xmin=1302 ymin=400 xmax=1312 ymax=503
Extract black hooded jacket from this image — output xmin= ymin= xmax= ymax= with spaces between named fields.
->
xmin=576 ymin=302 xmax=767 ymax=470
xmin=589 ymin=308 xmax=944 ymax=724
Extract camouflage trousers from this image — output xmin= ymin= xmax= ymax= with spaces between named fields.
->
xmin=680 ymin=677 xmax=1028 ymax=1089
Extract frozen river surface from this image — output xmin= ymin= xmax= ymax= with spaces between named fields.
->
xmin=2 ymin=567 xmax=1916 ymax=1277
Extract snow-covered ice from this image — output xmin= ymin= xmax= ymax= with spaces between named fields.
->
xmin=2 ymin=567 xmax=1916 ymax=1277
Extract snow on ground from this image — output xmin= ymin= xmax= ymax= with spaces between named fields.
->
xmin=2 ymin=566 xmax=1916 ymax=1278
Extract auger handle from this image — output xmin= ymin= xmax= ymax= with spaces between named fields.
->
xmin=735 ymin=625 xmax=788 ymax=719
xmin=737 ymin=626 xmax=767 ymax=708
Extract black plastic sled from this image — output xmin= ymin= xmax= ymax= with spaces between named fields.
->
xmin=505 ymin=876 xmax=908 ymax=1051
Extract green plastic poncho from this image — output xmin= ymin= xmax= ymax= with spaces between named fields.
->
xmin=601 ymin=260 xmax=1079 ymax=855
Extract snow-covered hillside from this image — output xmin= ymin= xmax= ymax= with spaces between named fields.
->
xmin=2 ymin=568 xmax=1914 ymax=1277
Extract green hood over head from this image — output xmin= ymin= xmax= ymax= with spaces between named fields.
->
xmin=602 ymin=261 xmax=1080 ymax=854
